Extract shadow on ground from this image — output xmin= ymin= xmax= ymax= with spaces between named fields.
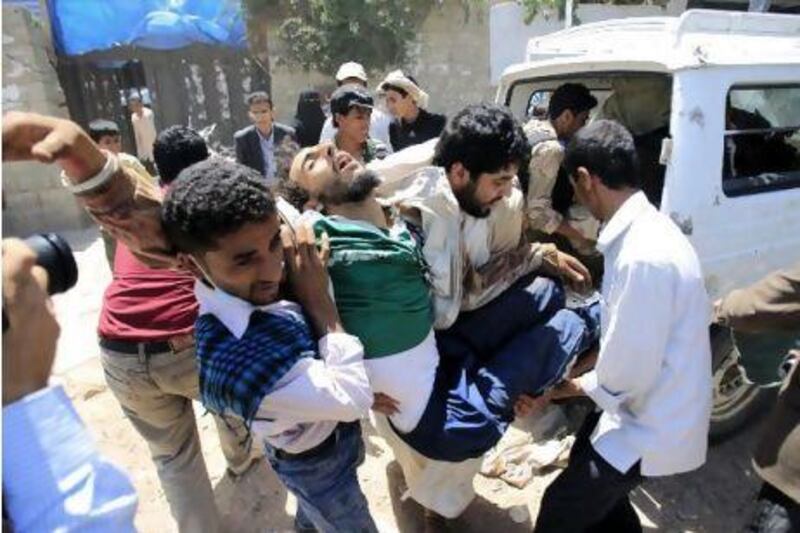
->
xmin=215 ymin=459 xmax=293 ymax=533
xmin=630 ymin=417 xmax=764 ymax=532
xmin=384 ymin=460 xmax=535 ymax=533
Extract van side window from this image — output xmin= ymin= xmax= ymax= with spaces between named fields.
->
xmin=723 ymin=85 xmax=800 ymax=197
xmin=526 ymin=90 xmax=551 ymax=120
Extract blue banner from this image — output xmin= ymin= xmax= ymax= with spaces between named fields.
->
xmin=46 ymin=0 xmax=248 ymax=56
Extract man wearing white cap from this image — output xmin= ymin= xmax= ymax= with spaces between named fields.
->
xmin=318 ymin=61 xmax=393 ymax=148
xmin=379 ymin=70 xmax=446 ymax=152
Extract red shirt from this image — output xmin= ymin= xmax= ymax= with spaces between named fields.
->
xmin=98 ymin=243 xmax=197 ymax=341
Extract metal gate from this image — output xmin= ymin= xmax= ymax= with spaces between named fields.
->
xmin=56 ymin=44 xmax=269 ymax=156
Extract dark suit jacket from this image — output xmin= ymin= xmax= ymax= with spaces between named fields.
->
xmin=234 ymin=123 xmax=295 ymax=176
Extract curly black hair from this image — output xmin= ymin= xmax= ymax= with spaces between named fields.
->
xmin=273 ymin=178 xmax=310 ymax=212
xmin=433 ymin=103 xmax=531 ymax=181
xmin=548 ymin=83 xmax=598 ymax=121
xmin=153 ymin=125 xmax=209 ymax=185
xmin=162 ymin=158 xmax=276 ymax=253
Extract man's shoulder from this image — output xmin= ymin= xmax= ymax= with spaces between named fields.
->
xmin=621 ymin=211 xmax=701 ymax=275
xmin=426 ymin=111 xmax=447 ymax=127
xmin=274 ymin=122 xmax=296 ymax=137
xmin=234 ymin=125 xmax=256 ymax=140
xmin=523 ymin=118 xmax=558 ymax=146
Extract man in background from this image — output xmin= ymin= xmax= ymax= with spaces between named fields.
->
xmin=523 ymin=83 xmax=599 ymax=259
xmin=379 ymin=70 xmax=446 ymax=152
xmin=319 ymin=61 xmax=393 ymax=148
xmin=234 ymin=91 xmax=297 ymax=186
xmin=715 ymin=265 xmax=800 ymax=533
xmin=330 ymin=84 xmax=390 ymax=164
xmin=129 ymin=94 xmax=158 ymax=174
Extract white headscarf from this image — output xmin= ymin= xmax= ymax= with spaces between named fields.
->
xmin=378 ymin=70 xmax=430 ymax=110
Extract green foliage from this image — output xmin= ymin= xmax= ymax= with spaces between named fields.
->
xmin=241 ymin=0 xmax=282 ymax=15
xmin=518 ymin=0 xmax=567 ymax=23
xmin=244 ymin=0 xmax=435 ymax=76
xmin=517 ymin=0 xmax=670 ymax=24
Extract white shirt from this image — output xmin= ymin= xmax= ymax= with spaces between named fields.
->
xmin=3 ymin=386 xmax=138 ymax=532
xmin=364 ymin=325 xmax=438 ymax=433
xmin=195 ymin=282 xmax=373 ymax=454
xmin=256 ymin=127 xmax=277 ymax=183
xmin=131 ymin=107 xmax=157 ymax=161
xmin=319 ymin=107 xmax=393 ymax=149
xmin=576 ymin=191 xmax=712 ymax=477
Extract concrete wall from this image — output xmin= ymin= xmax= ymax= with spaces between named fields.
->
xmin=2 ymin=5 xmax=91 ymax=237
xmin=267 ymin=1 xmax=494 ymax=124
xmin=489 ymin=0 xmax=688 ymax=84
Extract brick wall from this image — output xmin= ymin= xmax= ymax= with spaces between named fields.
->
xmin=2 ymin=5 xmax=91 ymax=237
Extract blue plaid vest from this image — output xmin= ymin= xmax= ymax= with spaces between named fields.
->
xmin=195 ymin=307 xmax=317 ymax=424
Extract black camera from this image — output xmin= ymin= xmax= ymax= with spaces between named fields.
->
xmin=23 ymin=233 xmax=79 ymax=296
xmin=2 ymin=233 xmax=78 ymax=331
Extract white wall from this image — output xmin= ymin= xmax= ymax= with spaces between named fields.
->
xmin=489 ymin=0 xmax=688 ymax=84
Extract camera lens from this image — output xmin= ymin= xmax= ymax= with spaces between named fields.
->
xmin=23 ymin=233 xmax=79 ymax=295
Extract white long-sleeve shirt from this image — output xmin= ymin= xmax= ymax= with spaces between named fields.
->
xmin=131 ymin=107 xmax=157 ymax=162
xmin=3 ymin=386 xmax=138 ymax=532
xmin=576 ymin=191 xmax=712 ymax=477
xmin=195 ymin=282 xmax=373 ymax=454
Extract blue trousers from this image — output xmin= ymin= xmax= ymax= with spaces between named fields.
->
xmin=264 ymin=422 xmax=377 ymax=533
xmin=436 ymin=274 xmax=567 ymax=368
xmin=395 ymin=276 xmax=600 ymax=462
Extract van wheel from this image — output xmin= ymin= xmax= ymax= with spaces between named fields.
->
xmin=709 ymin=326 xmax=773 ymax=443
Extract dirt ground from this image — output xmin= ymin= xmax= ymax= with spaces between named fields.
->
xmin=52 ymin=229 xmax=766 ymax=532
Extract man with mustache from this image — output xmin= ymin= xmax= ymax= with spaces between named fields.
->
xmin=285 ymin=104 xmax=599 ymax=528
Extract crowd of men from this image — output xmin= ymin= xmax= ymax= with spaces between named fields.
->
xmin=2 ymin=59 xmax=798 ymax=533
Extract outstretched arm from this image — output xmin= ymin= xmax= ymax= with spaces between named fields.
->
xmin=715 ymin=264 xmax=800 ymax=333
xmin=3 ymin=112 xmax=174 ymax=267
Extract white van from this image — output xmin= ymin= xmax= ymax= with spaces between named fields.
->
xmin=496 ymin=9 xmax=800 ymax=438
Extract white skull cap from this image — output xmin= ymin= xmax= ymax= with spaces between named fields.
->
xmin=335 ymin=62 xmax=368 ymax=83
xmin=378 ymin=70 xmax=429 ymax=109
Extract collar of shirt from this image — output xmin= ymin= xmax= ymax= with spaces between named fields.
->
xmin=194 ymin=279 xmax=300 ymax=339
xmin=596 ymin=191 xmax=650 ymax=254
xmin=256 ymin=127 xmax=274 ymax=144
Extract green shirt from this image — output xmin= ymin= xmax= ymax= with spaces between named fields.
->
xmin=313 ymin=216 xmax=432 ymax=358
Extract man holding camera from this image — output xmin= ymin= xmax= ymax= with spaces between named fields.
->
xmin=2 ymin=238 xmax=138 ymax=531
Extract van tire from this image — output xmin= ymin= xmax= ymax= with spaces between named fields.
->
xmin=709 ymin=326 xmax=774 ymax=443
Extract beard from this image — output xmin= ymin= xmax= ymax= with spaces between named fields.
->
xmin=320 ymin=169 xmax=381 ymax=205
xmin=453 ymin=179 xmax=491 ymax=219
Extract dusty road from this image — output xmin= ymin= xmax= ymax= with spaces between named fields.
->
xmin=53 ymin=229 xmax=765 ymax=532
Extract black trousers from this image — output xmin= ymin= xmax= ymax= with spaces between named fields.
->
xmin=534 ymin=410 xmax=643 ymax=533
